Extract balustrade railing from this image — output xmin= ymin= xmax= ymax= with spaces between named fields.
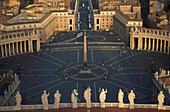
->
xmin=1 ymin=103 xmax=170 ymax=111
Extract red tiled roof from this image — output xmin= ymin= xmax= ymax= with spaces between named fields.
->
xmin=4 ymin=107 xmax=169 ymax=112
xmin=100 ymin=9 xmax=142 ymax=21
xmin=2 ymin=9 xmax=68 ymax=25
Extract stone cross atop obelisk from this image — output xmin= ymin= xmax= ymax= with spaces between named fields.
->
xmin=84 ymin=30 xmax=88 ymax=71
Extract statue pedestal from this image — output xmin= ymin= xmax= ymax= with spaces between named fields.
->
xmin=100 ymin=102 xmax=105 ymax=108
xmin=79 ymin=68 xmax=92 ymax=74
xmin=86 ymin=102 xmax=91 ymax=108
xmin=72 ymin=103 xmax=77 ymax=108
xmin=118 ymin=103 xmax=124 ymax=108
xmin=54 ymin=103 xmax=59 ymax=109
xmin=158 ymin=105 xmax=164 ymax=110
xmin=14 ymin=105 xmax=21 ymax=110
xmin=129 ymin=104 xmax=134 ymax=109
xmin=43 ymin=104 xmax=48 ymax=110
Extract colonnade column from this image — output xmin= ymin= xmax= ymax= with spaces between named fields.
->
xmin=156 ymin=39 xmax=159 ymax=51
xmin=152 ymin=39 xmax=155 ymax=51
xmin=1 ymin=45 xmax=4 ymax=57
xmin=130 ymin=37 xmax=134 ymax=49
xmin=148 ymin=38 xmax=151 ymax=50
xmin=5 ymin=44 xmax=8 ymax=56
xmin=37 ymin=39 xmax=40 ymax=52
xmin=138 ymin=37 xmax=142 ymax=50
xmin=164 ymin=41 xmax=166 ymax=53
xmin=28 ymin=40 xmax=33 ymax=52
xmin=160 ymin=40 xmax=162 ymax=52
xmin=168 ymin=41 xmax=170 ymax=54
xmin=20 ymin=41 xmax=23 ymax=53
xmin=144 ymin=38 xmax=147 ymax=49
xmin=8 ymin=43 xmax=11 ymax=56
xmin=24 ymin=41 xmax=27 ymax=52
xmin=12 ymin=43 xmax=15 ymax=55
xmin=16 ymin=42 xmax=19 ymax=54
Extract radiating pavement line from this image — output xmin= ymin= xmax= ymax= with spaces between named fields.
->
xmin=21 ymin=74 xmax=56 ymax=77
xmin=94 ymin=81 xmax=97 ymax=101
xmin=111 ymin=52 xmax=143 ymax=65
xmin=25 ymin=69 xmax=57 ymax=71
xmin=21 ymin=79 xmax=61 ymax=92
xmin=26 ymin=81 xmax=66 ymax=98
xmin=110 ymin=78 xmax=152 ymax=91
xmin=105 ymin=80 xmax=146 ymax=97
xmin=91 ymin=50 xmax=94 ymax=63
xmin=29 ymin=54 xmax=61 ymax=67
xmin=114 ymin=72 xmax=148 ymax=76
xmin=76 ymin=82 xmax=79 ymax=91
xmin=77 ymin=50 xmax=79 ymax=63
xmin=42 ymin=52 xmax=67 ymax=64
xmin=104 ymin=53 xmax=123 ymax=63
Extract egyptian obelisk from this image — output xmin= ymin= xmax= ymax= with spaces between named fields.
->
xmin=84 ymin=30 xmax=88 ymax=71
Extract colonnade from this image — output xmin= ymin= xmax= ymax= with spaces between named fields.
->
xmin=0 ymin=31 xmax=40 ymax=58
xmin=130 ymin=27 xmax=170 ymax=54
xmin=131 ymin=37 xmax=170 ymax=54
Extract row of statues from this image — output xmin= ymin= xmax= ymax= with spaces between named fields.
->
xmin=15 ymin=88 xmax=165 ymax=110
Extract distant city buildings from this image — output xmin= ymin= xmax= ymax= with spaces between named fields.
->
xmin=147 ymin=10 xmax=170 ymax=30
xmin=0 ymin=0 xmax=169 ymax=59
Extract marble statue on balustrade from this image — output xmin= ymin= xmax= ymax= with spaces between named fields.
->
xmin=84 ymin=87 xmax=91 ymax=108
xmin=71 ymin=89 xmax=79 ymax=108
xmin=15 ymin=91 xmax=22 ymax=110
xmin=14 ymin=73 xmax=19 ymax=83
xmin=99 ymin=88 xmax=107 ymax=108
xmin=158 ymin=91 xmax=165 ymax=109
xmin=41 ymin=90 xmax=50 ymax=110
xmin=154 ymin=71 xmax=159 ymax=80
xmin=118 ymin=89 xmax=124 ymax=108
xmin=99 ymin=88 xmax=107 ymax=103
xmin=15 ymin=91 xmax=22 ymax=106
xmin=54 ymin=90 xmax=61 ymax=108
xmin=128 ymin=90 xmax=135 ymax=109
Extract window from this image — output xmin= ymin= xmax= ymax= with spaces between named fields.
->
xmin=111 ymin=19 xmax=112 ymax=21
xmin=34 ymin=25 xmax=36 ymax=27
xmin=96 ymin=19 xmax=99 ymax=24
xmin=107 ymin=19 xmax=108 ymax=21
xmin=103 ymin=19 xmax=104 ymax=21
xmin=30 ymin=25 xmax=31 ymax=27
xmin=106 ymin=25 xmax=108 ymax=27
xmin=23 ymin=26 xmax=25 ymax=28
xmin=18 ymin=26 xmax=19 ymax=28
xmin=13 ymin=27 xmax=15 ymax=29
xmin=69 ymin=19 xmax=72 ymax=25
